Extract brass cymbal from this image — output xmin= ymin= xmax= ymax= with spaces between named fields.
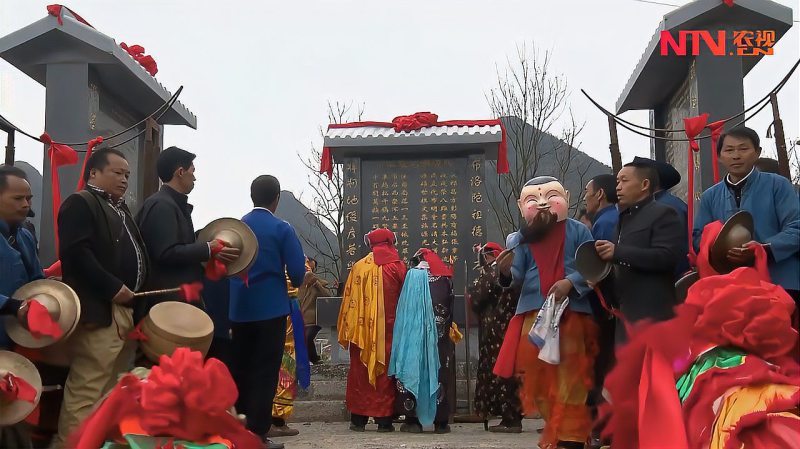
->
xmin=197 ymin=217 xmax=258 ymax=277
xmin=0 ymin=350 xmax=43 ymax=425
xmin=575 ymin=240 xmax=611 ymax=284
xmin=674 ymin=271 xmax=699 ymax=304
xmin=710 ymin=211 xmax=755 ymax=274
xmin=5 ymin=279 xmax=81 ymax=349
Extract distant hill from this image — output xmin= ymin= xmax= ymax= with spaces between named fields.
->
xmin=483 ymin=116 xmax=611 ymax=244
xmin=275 ymin=190 xmax=339 ymax=284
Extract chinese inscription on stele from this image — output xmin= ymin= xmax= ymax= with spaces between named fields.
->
xmin=341 ymin=156 xmax=486 ymax=292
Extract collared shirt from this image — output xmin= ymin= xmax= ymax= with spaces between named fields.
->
xmin=591 ymin=204 xmax=619 ymax=241
xmin=724 ymin=167 xmax=755 ymax=208
xmin=87 ymin=184 xmax=146 ymax=290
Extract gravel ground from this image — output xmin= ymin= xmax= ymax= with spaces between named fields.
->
xmin=272 ymin=420 xmax=543 ymax=449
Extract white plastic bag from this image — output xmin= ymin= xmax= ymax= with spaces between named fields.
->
xmin=537 ymin=297 xmax=570 ymax=365
xmin=529 ymin=294 xmax=554 ymax=348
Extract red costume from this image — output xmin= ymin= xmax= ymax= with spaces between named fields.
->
xmin=339 ymin=229 xmax=407 ymax=420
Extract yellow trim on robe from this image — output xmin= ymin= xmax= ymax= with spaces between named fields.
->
xmin=337 ymin=253 xmax=386 ymax=386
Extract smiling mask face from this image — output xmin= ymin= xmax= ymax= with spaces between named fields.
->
xmin=516 ymin=177 xmax=570 ymax=242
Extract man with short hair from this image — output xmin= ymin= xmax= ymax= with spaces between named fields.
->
xmin=584 ymin=174 xmax=618 ymax=241
xmin=53 ymin=148 xmax=149 ymax=447
xmin=595 ymin=161 xmax=684 ymax=341
xmin=693 ymin=127 xmax=799 ymax=311
xmin=136 ymin=146 xmax=239 ymax=318
xmin=0 ymin=166 xmax=43 ymax=449
xmin=0 ymin=166 xmax=43 ymax=341
xmin=230 ymin=175 xmax=305 ymax=449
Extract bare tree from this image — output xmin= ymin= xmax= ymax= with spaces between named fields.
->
xmin=297 ymin=101 xmax=364 ymax=286
xmin=485 ymin=43 xmax=586 ymax=236
xmin=789 ymin=137 xmax=799 ymax=186
xmin=552 ymin=110 xmax=597 ymax=215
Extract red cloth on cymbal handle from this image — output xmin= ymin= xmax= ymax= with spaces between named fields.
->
xmin=128 ymin=322 xmax=148 ymax=342
xmin=205 ymin=239 xmax=228 ymax=281
xmin=179 ymin=282 xmax=204 ymax=303
xmin=27 ymin=300 xmax=64 ymax=339
xmin=44 ymin=260 xmax=62 ymax=278
xmin=0 ymin=372 xmax=38 ymax=403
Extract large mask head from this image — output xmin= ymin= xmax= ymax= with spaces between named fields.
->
xmin=517 ymin=176 xmax=569 ymax=242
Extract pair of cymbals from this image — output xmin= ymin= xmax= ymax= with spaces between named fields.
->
xmin=0 ymin=351 xmax=42 ymax=425
xmin=4 ymin=279 xmax=81 ymax=349
xmin=197 ymin=218 xmax=258 ymax=277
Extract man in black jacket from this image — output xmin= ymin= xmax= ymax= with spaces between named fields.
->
xmin=53 ymin=148 xmax=149 ymax=447
xmin=595 ymin=161 xmax=685 ymax=342
xmin=135 ymin=147 xmax=238 ymax=319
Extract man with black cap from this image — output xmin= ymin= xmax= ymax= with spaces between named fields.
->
xmin=630 ymin=156 xmax=690 ymax=276
xmin=136 ymin=146 xmax=240 ymax=317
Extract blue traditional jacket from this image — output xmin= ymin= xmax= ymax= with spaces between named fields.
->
xmin=693 ymin=170 xmax=800 ymax=290
xmin=0 ymin=220 xmax=44 ymax=348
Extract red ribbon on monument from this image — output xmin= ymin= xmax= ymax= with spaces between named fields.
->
xmin=683 ymin=113 xmax=708 ymax=265
xmin=46 ymin=4 xmax=93 ymax=28
xmin=40 ymin=133 xmax=78 ymax=251
xmin=319 ymin=112 xmax=509 ymax=179
xmin=120 ymin=43 xmax=158 ymax=77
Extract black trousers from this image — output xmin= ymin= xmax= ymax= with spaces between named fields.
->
xmin=351 ymin=413 xmax=393 ymax=428
xmin=231 ymin=315 xmax=287 ymax=436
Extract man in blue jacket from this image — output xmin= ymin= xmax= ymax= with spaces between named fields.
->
xmin=0 ymin=166 xmax=43 ymax=347
xmin=693 ymin=127 xmax=799 ymax=302
xmin=229 ymin=175 xmax=305 ymax=449
xmin=583 ymin=173 xmax=618 ymax=241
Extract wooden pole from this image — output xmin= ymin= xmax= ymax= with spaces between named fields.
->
xmin=3 ymin=129 xmax=14 ymax=166
xmin=769 ymin=93 xmax=791 ymax=181
xmin=607 ymin=115 xmax=622 ymax=174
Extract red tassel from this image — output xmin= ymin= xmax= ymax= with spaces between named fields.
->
xmin=0 ymin=372 xmax=38 ymax=403
xmin=27 ymin=300 xmax=64 ymax=339
xmin=496 ymin=120 xmax=509 ymax=174
xmin=179 ymin=282 xmax=204 ymax=303
xmin=41 ymin=132 xmax=78 ymax=255
xmin=76 ymin=136 xmax=103 ymax=191
xmin=320 ymin=147 xmax=334 ymax=179
xmin=683 ymin=114 xmax=709 ymax=263
xmin=707 ymin=120 xmax=725 ymax=183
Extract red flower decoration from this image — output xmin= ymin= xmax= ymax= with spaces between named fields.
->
xmin=120 ymin=42 xmax=159 ymax=76
xmin=392 ymin=112 xmax=439 ymax=132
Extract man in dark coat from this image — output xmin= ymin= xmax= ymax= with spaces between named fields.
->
xmin=53 ymin=148 xmax=150 ymax=447
xmin=135 ymin=147 xmax=239 ymax=319
xmin=595 ymin=161 xmax=685 ymax=342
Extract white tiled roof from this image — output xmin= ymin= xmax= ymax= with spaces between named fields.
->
xmin=324 ymin=124 xmax=502 ymax=147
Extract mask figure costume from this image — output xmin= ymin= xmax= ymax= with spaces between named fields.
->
xmin=495 ymin=176 xmax=598 ymax=449
xmin=468 ymin=242 xmax=523 ymax=432
xmin=337 ymin=228 xmax=407 ymax=431
xmin=390 ymin=248 xmax=456 ymax=433
xmin=600 ymin=221 xmax=800 ymax=449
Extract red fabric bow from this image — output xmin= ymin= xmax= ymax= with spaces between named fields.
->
xmin=0 ymin=372 xmax=38 ymax=403
xmin=46 ymin=4 xmax=93 ymax=27
xmin=723 ymin=0 xmax=735 ymax=7
xmin=76 ymin=136 xmax=103 ymax=191
xmin=41 ymin=132 xmax=78 ymax=252
xmin=27 ymin=300 xmax=64 ymax=340
xmin=707 ymin=120 xmax=725 ymax=183
xmin=392 ymin=112 xmax=439 ymax=132
xmin=69 ymin=349 xmax=262 ymax=449
xmin=127 ymin=322 xmax=148 ymax=342
xmin=120 ymin=42 xmax=158 ymax=76
xmin=205 ymin=239 xmax=228 ymax=281
xmin=319 ymin=114 xmax=509 ymax=179
xmin=179 ymin=282 xmax=203 ymax=303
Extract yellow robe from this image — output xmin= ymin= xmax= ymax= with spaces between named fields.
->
xmin=337 ymin=253 xmax=386 ymax=385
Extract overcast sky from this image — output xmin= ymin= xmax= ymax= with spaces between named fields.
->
xmin=1 ymin=0 xmax=797 ymax=228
